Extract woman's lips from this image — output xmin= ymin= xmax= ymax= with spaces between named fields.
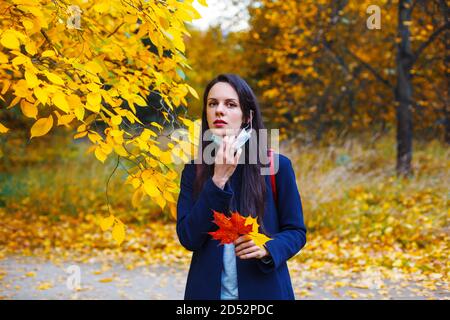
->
xmin=213 ymin=123 xmax=226 ymax=127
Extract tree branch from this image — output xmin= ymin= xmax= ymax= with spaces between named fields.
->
xmin=344 ymin=47 xmax=395 ymax=89
xmin=412 ymin=21 xmax=449 ymax=65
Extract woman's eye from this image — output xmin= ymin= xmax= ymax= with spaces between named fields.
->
xmin=208 ymin=102 xmax=236 ymax=107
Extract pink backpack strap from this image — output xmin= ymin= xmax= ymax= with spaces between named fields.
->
xmin=268 ymin=148 xmax=277 ymax=203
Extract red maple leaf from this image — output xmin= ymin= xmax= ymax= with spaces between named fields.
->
xmin=208 ymin=210 xmax=253 ymax=245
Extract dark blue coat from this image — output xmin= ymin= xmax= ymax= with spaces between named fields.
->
xmin=176 ymin=153 xmax=307 ymax=300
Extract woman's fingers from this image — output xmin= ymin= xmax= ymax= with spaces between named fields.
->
xmin=234 ymin=235 xmax=265 ymax=259
xmin=236 ymin=244 xmax=259 ymax=257
xmin=235 ymin=239 xmax=254 ymax=253
xmin=217 ymin=135 xmax=237 ymax=164
xmin=215 ymin=136 xmax=227 ymax=164
xmin=239 ymin=250 xmax=262 ymax=259
xmin=234 ymin=235 xmax=251 ymax=246
xmin=237 ymin=246 xmax=265 ymax=259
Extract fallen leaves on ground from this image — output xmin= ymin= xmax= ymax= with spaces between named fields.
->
xmin=36 ymin=281 xmax=53 ymax=290
xmin=0 ymin=134 xmax=448 ymax=299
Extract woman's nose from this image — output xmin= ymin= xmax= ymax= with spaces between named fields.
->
xmin=215 ymin=102 xmax=226 ymax=114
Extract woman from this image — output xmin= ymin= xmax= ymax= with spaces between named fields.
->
xmin=176 ymin=74 xmax=307 ymax=300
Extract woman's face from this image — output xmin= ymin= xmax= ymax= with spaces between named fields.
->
xmin=206 ymin=82 xmax=245 ymax=137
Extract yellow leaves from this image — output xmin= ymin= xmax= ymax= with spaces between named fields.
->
xmin=0 ymin=79 xmax=10 ymax=95
xmin=45 ymin=72 xmax=65 ymax=86
xmin=245 ymin=216 xmax=259 ymax=233
xmin=0 ymin=52 xmax=8 ymax=64
xmin=113 ymin=144 xmax=128 ymax=157
xmin=86 ymin=92 xmax=102 ymax=113
xmin=12 ymin=80 xmax=30 ymax=100
xmin=25 ymin=40 xmax=37 ymax=55
xmin=91 ymin=138 xmax=113 ymax=163
xmin=41 ymin=50 xmax=55 ymax=58
xmin=0 ymin=0 xmax=207 ymax=235
xmin=147 ymin=157 xmax=158 ymax=168
xmin=133 ymin=95 xmax=147 ymax=107
xmin=111 ymin=115 xmax=122 ymax=126
xmin=93 ymin=0 xmax=110 ymax=14
xmin=141 ymin=169 xmax=164 ymax=198
xmin=392 ymin=259 xmax=403 ymax=267
xmin=108 ymin=129 xmax=124 ymax=144
xmin=155 ymin=194 xmax=167 ymax=210
xmin=248 ymin=232 xmax=272 ymax=248
xmin=98 ymin=277 xmax=114 ymax=283
xmin=143 ymin=179 xmax=161 ymax=197
xmin=159 ymin=150 xmax=173 ymax=165
xmin=0 ymin=122 xmax=9 ymax=133
xmin=131 ymin=187 xmax=144 ymax=208
xmin=112 ymin=221 xmax=125 ymax=246
xmin=30 ymin=115 xmax=53 ymax=139
xmin=37 ymin=282 xmax=53 ymax=290
xmin=20 ymin=99 xmax=38 ymax=119
xmin=140 ymin=128 xmax=157 ymax=140
xmin=67 ymin=94 xmax=84 ymax=120
xmin=149 ymin=144 xmax=161 ymax=157
xmin=12 ymin=55 xmax=29 ymax=67
xmin=245 ymin=216 xmax=272 ymax=247
xmin=100 ymin=215 xmax=114 ymax=231
xmin=169 ymin=203 xmax=177 ymax=220
xmin=186 ymin=84 xmax=199 ymax=99
xmin=74 ymin=131 xmax=87 ymax=139
xmin=25 ymin=70 xmax=40 ymax=88
xmin=131 ymin=177 xmax=142 ymax=189
xmin=52 ymin=92 xmax=69 ymax=113
xmin=171 ymin=32 xmax=185 ymax=52
xmin=99 ymin=215 xmax=126 ymax=246
xmin=85 ymin=61 xmax=103 ymax=74
xmin=88 ymin=131 xmax=102 ymax=144
xmin=22 ymin=19 xmax=34 ymax=30
xmin=56 ymin=113 xmax=76 ymax=127
xmin=76 ymin=123 xmax=87 ymax=133
xmin=150 ymin=122 xmax=163 ymax=131
xmin=1 ymin=30 xmax=20 ymax=50
xmin=33 ymin=86 xmax=48 ymax=105
xmin=178 ymin=116 xmax=193 ymax=128
xmin=263 ymin=88 xmax=280 ymax=99
xmin=86 ymin=82 xmax=100 ymax=93
xmin=94 ymin=146 xmax=107 ymax=163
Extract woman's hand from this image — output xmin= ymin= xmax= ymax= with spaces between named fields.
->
xmin=212 ymin=135 xmax=242 ymax=189
xmin=234 ymin=235 xmax=269 ymax=259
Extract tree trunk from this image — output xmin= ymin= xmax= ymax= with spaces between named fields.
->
xmin=441 ymin=0 xmax=450 ymax=145
xmin=395 ymin=0 xmax=414 ymax=176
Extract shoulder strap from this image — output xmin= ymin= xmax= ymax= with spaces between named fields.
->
xmin=268 ymin=148 xmax=277 ymax=203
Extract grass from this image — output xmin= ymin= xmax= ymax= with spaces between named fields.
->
xmin=0 ymin=130 xmax=167 ymax=224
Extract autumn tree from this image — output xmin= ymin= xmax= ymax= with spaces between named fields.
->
xmin=243 ymin=0 xmax=448 ymax=175
xmin=0 ymin=0 xmax=206 ymax=243
xmin=184 ymin=25 xmax=251 ymax=117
